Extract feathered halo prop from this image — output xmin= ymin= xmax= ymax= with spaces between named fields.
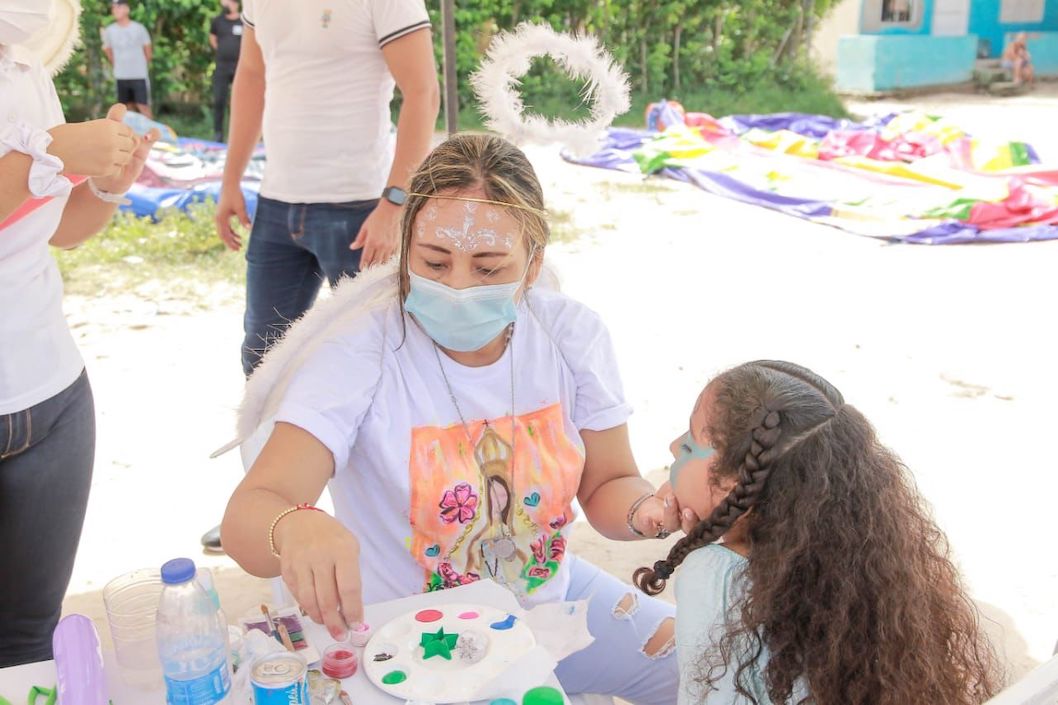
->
xmin=25 ymin=0 xmax=81 ymax=77
xmin=471 ymin=22 xmax=630 ymax=157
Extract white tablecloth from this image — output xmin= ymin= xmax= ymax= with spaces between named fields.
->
xmin=0 ymin=581 xmax=571 ymax=705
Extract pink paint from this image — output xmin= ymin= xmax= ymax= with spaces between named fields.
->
xmin=348 ymin=622 xmax=373 ymax=648
xmin=322 ymin=643 xmax=358 ymax=679
xmin=415 ymin=609 xmax=443 ymax=623
xmin=457 ymin=611 xmax=480 ymax=620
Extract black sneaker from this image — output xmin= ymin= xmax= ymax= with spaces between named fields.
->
xmin=201 ymin=525 xmax=224 ymax=555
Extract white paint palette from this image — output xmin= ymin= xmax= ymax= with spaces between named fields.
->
xmin=363 ymin=603 xmax=536 ymax=703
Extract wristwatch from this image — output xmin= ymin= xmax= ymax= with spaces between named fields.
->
xmin=381 ymin=185 xmax=407 ymax=206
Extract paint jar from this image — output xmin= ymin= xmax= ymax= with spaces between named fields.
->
xmin=102 ymin=568 xmax=164 ymax=690
xmin=321 ymin=642 xmax=359 ymax=679
xmin=347 ymin=622 xmax=373 ymax=648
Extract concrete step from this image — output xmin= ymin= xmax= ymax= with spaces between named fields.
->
xmin=989 ymin=80 xmax=1030 ymax=96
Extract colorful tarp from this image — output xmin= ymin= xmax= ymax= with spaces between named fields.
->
xmin=124 ymin=116 xmax=264 ymax=221
xmin=566 ymin=104 xmax=1058 ymax=244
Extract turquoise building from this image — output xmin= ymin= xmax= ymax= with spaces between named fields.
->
xmin=829 ymin=0 xmax=1058 ymax=93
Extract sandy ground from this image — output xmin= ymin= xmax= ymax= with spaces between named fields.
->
xmin=58 ymin=87 xmax=1058 ymax=688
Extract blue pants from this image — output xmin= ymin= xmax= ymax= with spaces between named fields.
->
xmin=557 ymin=555 xmax=678 ymax=705
xmin=0 ymin=371 xmax=95 ymax=667
xmin=242 ymin=196 xmax=375 ymax=376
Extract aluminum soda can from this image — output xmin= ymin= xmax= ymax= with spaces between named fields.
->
xmin=251 ymin=652 xmax=309 ymax=705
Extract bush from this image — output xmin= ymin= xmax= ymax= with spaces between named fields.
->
xmin=54 ymin=0 xmax=845 ymax=130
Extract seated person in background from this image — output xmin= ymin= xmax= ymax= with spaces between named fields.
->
xmin=1003 ymin=33 xmax=1035 ymax=86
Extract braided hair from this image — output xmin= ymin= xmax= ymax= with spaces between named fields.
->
xmin=636 ymin=360 xmax=999 ymax=705
xmin=634 ymin=361 xmax=839 ymax=595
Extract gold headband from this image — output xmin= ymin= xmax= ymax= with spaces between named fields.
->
xmin=406 ymin=193 xmax=548 ymax=218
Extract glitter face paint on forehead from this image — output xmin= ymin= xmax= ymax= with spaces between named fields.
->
xmin=416 ymin=200 xmax=515 ymax=253
xmin=669 ymin=431 xmax=716 ymax=488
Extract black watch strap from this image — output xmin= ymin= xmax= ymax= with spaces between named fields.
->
xmin=382 ymin=186 xmax=407 ymax=206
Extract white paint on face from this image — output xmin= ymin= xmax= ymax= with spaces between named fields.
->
xmin=418 ymin=200 xmax=515 ymax=252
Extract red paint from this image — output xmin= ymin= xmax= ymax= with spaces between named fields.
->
xmin=415 ymin=609 xmax=443 ymax=623
xmin=322 ymin=646 xmax=358 ymax=679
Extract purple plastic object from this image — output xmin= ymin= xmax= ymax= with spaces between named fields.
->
xmin=52 ymin=614 xmax=110 ymax=705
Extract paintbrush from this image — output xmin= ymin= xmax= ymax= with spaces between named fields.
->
xmin=260 ymin=605 xmax=282 ymax=643
xmin=277 ymin=622 xmax=296 ymax=652
xmin=260 ymin=604 xmax=296 ymax=652
xmin=339 ymin=691 xmax=353 ymax=705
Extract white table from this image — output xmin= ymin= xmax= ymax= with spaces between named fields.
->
xmin=0 ymin=581 xmax=572 ymax=705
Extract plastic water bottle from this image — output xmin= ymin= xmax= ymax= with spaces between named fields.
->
xmin=157 ymin=558 xmax=232 ymax=705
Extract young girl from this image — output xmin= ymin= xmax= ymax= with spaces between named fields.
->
xmin=636 ymin=360 xmax=999 ymax=705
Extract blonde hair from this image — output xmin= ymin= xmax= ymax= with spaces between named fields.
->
xmin=398 ymin=133 xmax=550 ymax=298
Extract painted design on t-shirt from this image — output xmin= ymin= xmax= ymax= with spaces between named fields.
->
xmin=408 ymin=403 xmax=583 ymax=597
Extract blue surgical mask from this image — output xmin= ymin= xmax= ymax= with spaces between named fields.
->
xmin=670 ymin=431 xmax=716 ymax=487
xmin=405 ymin=271 xmax=523 ymax=352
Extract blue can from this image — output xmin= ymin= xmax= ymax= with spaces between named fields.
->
xmin=251 ymin=653 xmax=309 ymax=705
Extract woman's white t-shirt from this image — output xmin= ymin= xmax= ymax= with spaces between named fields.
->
xmin=275 ymin=288 xmax=631 ymax=606
xmin=0 ymin=46 xmax=82 ymax=415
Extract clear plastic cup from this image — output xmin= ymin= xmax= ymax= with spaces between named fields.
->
xmin=102 ymin=568 xmax=164 ymax=689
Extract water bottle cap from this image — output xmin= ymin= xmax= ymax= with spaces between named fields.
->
xmin=161 ymin=558 xmax=197 ymax=585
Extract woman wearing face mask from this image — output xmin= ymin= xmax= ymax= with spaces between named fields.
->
xmin=0 ymin=0 xmax=157 ymax=667
xmin=221 ymin=134 xmax=685 ymax=703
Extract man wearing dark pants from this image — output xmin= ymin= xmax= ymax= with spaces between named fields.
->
xmin=209 ymin=0 xmax=242 ymax=142
xmin=204 ymin=0 xmax=440 ymax=552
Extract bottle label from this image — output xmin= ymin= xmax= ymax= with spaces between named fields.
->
xmin=165 ymin=662 xmax=231 ymax=705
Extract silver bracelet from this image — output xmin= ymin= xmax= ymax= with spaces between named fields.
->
xmin=627 ymin=492 xmax=668 ymax=539
xmin=87 ymin=178 xmax=130 ymax=205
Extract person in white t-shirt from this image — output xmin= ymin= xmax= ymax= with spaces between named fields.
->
xmin=203 ymin=0 xmax=440 ymax=554
xmin=215 ymin=0 xmax=439 ymax=375
xmin=221 ymin=134 xmax=685 ymax=704
xmin=0 ymin=0 xmax=157 ymax=667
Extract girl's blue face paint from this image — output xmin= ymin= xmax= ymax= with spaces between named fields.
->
xmin=669 ymin=431 xmax=716 ymax=488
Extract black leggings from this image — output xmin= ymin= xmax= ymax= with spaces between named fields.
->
xmin=0 ymin=371 xmax=95 ymax=667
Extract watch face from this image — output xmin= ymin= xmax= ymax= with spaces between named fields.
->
xmin=385 ymin=187 xmax=407 ymax=206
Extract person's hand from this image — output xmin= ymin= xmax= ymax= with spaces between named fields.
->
xmin=656 ymin=481 xmax=701 ymax=535
xmin=631 ymin=494 xmax=670 ymax=539
xmin=215 ymin=184 xmax=250 ymax=251
xmin=349 ymin=201 xmax=400 ymax=267
xmin=47 ymin=104 xmax=137 ymax=177
xmin=273 ymin=509 xmax=363 ymax=641
xmin=91 ymin=106 xmax=160 ymax=195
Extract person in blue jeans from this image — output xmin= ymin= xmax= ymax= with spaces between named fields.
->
xmin=1 ymin=0 xmax=157 ymax=665
xmin=206 ymin=0 xmax=440 ymax=552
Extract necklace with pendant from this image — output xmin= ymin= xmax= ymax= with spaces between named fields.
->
xmin=433 ymin=324 xmax=520 ymax=591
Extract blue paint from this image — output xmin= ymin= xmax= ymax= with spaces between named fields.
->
xmin=669 ymin=431 xmax=715 ymax=488
xmin=837 ymin=34 xmax=977 ymax=92
xmin=863 ymin=0 xmax=935 ymax=35
xmin=425 ymin=544 xmax=440 ymax=557
xmin=489 ymin=615 xmax=517 ymax=631
xmin=523 ymin=492 xmax=541 ymax=508
xmin=489 ymin=700 xmax=517 ymax=705
xmin=969 ymin=0 xmax=1058 ymax=57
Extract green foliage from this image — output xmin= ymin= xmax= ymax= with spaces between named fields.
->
xmin=55 ymin=0 xmax=217 ymax=121
xmin=54 ymin=0 xmax=845 ymax=131
xmin=55 ymin=203 xmax=245 ymax=296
